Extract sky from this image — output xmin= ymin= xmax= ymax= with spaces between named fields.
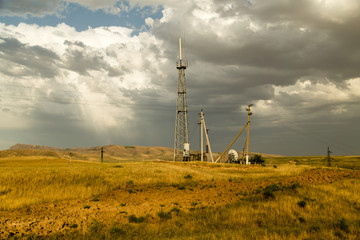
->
xmin=0 ymin=0 xmax=359 ymax=156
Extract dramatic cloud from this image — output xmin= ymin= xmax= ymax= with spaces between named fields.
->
xmin=0 ymin=0 xmax=359 ymax=155
xmin=0 ymin=22 xmax=169 ymax=148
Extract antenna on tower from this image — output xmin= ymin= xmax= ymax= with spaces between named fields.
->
xmin=179 ymin=38 xmax=182 ymax=60
xmin=174 ymin=38 xmax=190 ymax=161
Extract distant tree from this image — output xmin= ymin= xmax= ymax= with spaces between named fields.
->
xmin=250 ymin=154 xmax=264 ymax=164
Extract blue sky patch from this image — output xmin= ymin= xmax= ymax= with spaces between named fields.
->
xmin=0 ymin=1 xmax=163 ymax=33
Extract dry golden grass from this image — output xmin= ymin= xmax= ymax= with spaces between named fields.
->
xmin=0 ymin=154 xmax=359 ymax=239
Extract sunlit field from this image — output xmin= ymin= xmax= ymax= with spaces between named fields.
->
xmin=0 ymin=154 xmax=359 ymax=239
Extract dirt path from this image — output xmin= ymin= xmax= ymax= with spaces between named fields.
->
xmin=1 ymin=168 xmax=359 ymax=239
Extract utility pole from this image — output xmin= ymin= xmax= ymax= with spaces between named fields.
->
xmin=206 ymin=129 xmax=209 ymax=154
xmin=197 ymin=119 xmax=201 ymax=161
xmin=245 ymin=104 xmax=253 ymax=165
xmin=69 ymin=152 xmax=72 ymax=165
xmin=101 ymin=147 xmax=104 ymax=163
xmin=215 ymin=104 xmax=253 ymax=164
xmin=327 ymin=146 xmax=332 ymax=167
xmin=200 ymin=109 xmax=214 ymax=162
xmin=174 ymin=38 xmax=190 ymax=161
xmin=200 ymin=110 xmax=204 ymax=161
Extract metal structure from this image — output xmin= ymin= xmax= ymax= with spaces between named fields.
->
xmin=215 ymin=104 xmax=253 ymax=163
xmin=199 ymin=109 xmax=214 ymax=162
xmin=174 ymin=38 xmax=190 ymax=161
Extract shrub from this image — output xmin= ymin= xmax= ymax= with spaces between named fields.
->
xmin=297 ymin=200 xmax=307 ymax=208
xmin=69 ymin=224 xmax=78 ymax=228
xmin=128 ymin=215 xmax=145 ymax=223
xmin=266 ymin=183 xmax=281 ymax=192
xmin=170 ymin=207 xmax=181 ymax=215
xmin=291 ymin=182 xmax=300 ymax=190
xmin=177 ymin=185 xmax=186 ymax=190
xmin=0 ymin=188 xmax=11 ymax=196
xmin=109 ymin=226 xmax=125 ymax=236
xmin=299 ymin=217 xmax=306 ymax=223
xmin=158 ymin=210 xmax=172 ymax=220
xmin=126 ymin=180 xmax=134 ymax=186
xmin=309 ymin=224 xmax=321 ymax=232
xmin=184 ymin=174 xmax=193 ymax=179
xmin=263 ymin=188 xmax=275 ymax=199
xmin=89 ymin=220 xmax=104 ymax=234
xmin=334 ymin=231 xmax=344 ymax=238
xmin=191 ymin=202 xmax=198 ymax=207
xmin=250 ymin=154 xmax=264 ymax=164
xmin=91 ymin=194 xmax=100 ymax=202
xmin=263 ymin=184 xmax=281 ymax=199
xmin=83 ymin=205 xmax=90 ymax=209
xmin=338 ymin=218 xmax=350 ymax=232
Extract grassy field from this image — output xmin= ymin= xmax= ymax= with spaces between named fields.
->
xmin=0 ymin=154 xmax=359 ymax=239
xmin=265 ymin=155 xmax=360 ymax=170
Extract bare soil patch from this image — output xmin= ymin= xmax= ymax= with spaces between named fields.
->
xmin=1 ymin=167 xmax=359 ymax=239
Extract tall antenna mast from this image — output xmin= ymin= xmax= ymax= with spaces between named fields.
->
xmin=174 ymin=38 xmax=190 ymax=161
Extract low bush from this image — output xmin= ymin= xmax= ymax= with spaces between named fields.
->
xmin=128 ymin=215 xmax=145 ymax=223
xmin=157 ymin=210 xmax=172 ymax=221
xmin=250 ymin=154 xmax=265 ymax=164
xmin=338 ymin=218 xmax=350 ymax=233
xmin=109 ymin=226 xmax=126 ymax=236
xmin=263 ymin=188 xmax=275 ymax=199
xmin=69 ymin=224 xmax=78 ymax=229
xmin=170 ymin=207 xmax=181 ymax=215
xmin=297 ymin=200 xmax=307 ymax=208
xmin=184 ymin=174 xmax=193 ymax=179
xmin=263 ymin=183 xmax=281 ymax=199
xmin=309 ymin=224 xmax=321 ymax=233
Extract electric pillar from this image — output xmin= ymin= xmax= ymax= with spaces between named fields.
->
xmin=174 ymin=38 xmax=190 ymax=161
xmin=101 ymin=147 xmax=104 ymax=163
xmin=200 ymin=110 xmax=204 ymax=162
xmin=69 ymin=152 xmax=72 ymax=165
xmin=199 ymin=109 xmax=214 ymax=162
xmin=245 ymin=104 xmax=253 ymax=164
xmin=327 ymin=146 xmax=332 ymax=167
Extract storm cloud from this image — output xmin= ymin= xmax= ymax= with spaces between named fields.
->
xmin=0 ymin=0 xmax=359 ymax=155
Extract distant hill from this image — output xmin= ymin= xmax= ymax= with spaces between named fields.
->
xmin=9 ymin=144 xmax=61 ymax=151
xmin=5 ymin=143 xmax=174 ymax=162
xmin=4 ymin=144 xmax=283 ymax=162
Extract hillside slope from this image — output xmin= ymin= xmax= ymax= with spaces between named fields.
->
xmin=4 ymin=144 xmax=174 ymax=162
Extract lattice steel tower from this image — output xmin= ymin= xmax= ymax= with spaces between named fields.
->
xmin=174 ymin=38 xmax=190 ymax=161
